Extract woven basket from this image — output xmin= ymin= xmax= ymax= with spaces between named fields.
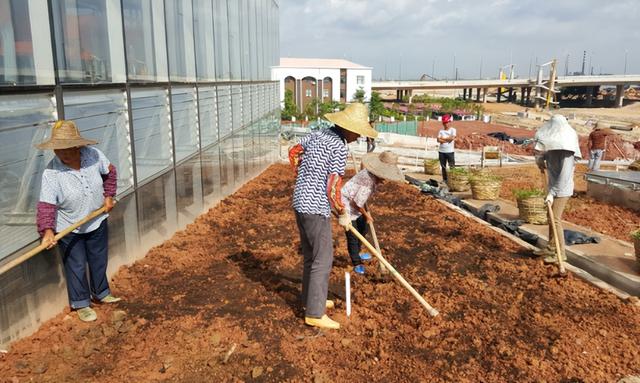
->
xmin=517 ymin=196 xmax=548 ymax=224
xmin=470 ymin=178 xmax=502 ymax=200
xmin=447 ymin=173 xmax=470 ymax=192
xmin=423 ymin=159 xmax=440 ymax=175
xmin=635 ymin=237 xmax=640 ymax=267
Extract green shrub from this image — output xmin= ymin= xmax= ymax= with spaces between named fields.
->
xmin=631 ymin=229 xmax=640 ymax=240
xmin=513 ymin=188 xmax=545 ymax=200
xmin=449 ymin=167 xmax=469 ymax=176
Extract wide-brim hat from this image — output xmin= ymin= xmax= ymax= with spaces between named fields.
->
xmin=361 ymin=151 xmax=404 ymax=182
xmin=36 ymin=120 xmax=98 ymax=150
xmin=325 ymin=103 xmax=378 ymax=138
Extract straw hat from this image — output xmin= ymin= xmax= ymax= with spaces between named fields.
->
xmin=325 ymin=103 xmax=378 ymax=138
xmin=36 ymin=120 xmax=98 ymax=150
xmin=361 ymin=151 xmax=404 ymax=182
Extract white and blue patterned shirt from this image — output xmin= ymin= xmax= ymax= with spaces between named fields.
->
xmin=293 ymin=128 xmax=348 ymax=217
xmin=39 ymin=147 xmax=111 ymax=234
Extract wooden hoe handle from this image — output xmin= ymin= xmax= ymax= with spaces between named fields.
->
xmin=0 ymin=207 xmax=108 ymax=275
xmin=545 ymin=201 xmax=567 ymax=275
xmin=346 ymin=223 xmax=439 ymax=317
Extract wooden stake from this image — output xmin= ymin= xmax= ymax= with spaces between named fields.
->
xmin=0 ymin=206 xmax=108 ymax=275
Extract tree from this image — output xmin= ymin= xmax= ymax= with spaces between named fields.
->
xmin=353 ymin=87 xmax=366 ymax=103
xmin=281 ymin=89 xmax=297 ymax=120
xmin=369 ymin=91 xmax=384 ymax=122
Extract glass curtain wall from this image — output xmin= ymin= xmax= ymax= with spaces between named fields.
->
xmin=0 ymin=0 xmax=280 ymax=263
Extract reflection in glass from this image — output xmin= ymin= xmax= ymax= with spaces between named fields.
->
xmin=198 ymin=86 xmax=218 ymax=147
xmin=176 ymin=155 xmax=203 ymax=227
xmin=131 ymin=88 xmax=173 ymax=183
xmin=165 ymin=0 xmax=196 ymax=82
xmin=202 ymin=144 xmax=221 ymax=202
xmin=171 ymin=86 xmax=199 ymax=162
xmin=122 ymin=0 xmax=168 ymax=81
xmin=52 ymin=0 xmax=126 ymax=83
xmin=0 ymin=94 xmax=56 ymax=259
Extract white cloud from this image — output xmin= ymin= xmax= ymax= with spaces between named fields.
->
xmin=279 ymin=0 xmax=640 ymax=79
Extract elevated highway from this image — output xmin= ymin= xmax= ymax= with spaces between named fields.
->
xmin=372 ymin=75 xmax=640 ymax=107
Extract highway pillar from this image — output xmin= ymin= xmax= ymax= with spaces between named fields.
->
xmin=585 ymin=86 xmax=594 ymax=107
xmin=408 ymin=89 xmax=414 ymax=103
xmin=496 ymin=88 xmax=501 ymax=103
xmin=614 ymin=85 xmax=624 ymax=108
xmin=482 ymin=88 xmax=487 ymax=103
xmin=476 ymin=88 xmax=481 ymax=102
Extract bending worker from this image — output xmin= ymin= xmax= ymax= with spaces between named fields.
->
xmin=36 ymin=120 xmax=121 ymax=322
xmin=533 ymin=115 xmax=582 ymax=264
xmin=289 ymin=103 xmax=377 ymax=330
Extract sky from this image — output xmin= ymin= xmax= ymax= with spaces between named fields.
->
xmin=278 ymin=0 xmax=640 ymax=80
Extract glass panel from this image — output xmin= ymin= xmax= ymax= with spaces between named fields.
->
xmin=51 ymin=0 xmax=126 ymax=84
xmin=106 ymin=191 xmax=139 ymax=270
xmin=231 ymin=84 xmax=241 ymax=130
xmin=176 ymin=154 xmax=202 ymax=227
xmin=0 ymin=0 xmax=54 ymax=86
xmin=165 ymin=0 xmax=196 ymax=82
xmin=198 ymin=85 xmax=218 ymax=147
xmin=251 ymin=84 xmax=259 ymax=124
xmin=131 ymin=88 xmax=173 ymax=184
xmin=122 ymin=0 xmax=168 ymax=82
xmin=137 ymin=170 xmax=177 ymax=243
xmin=171 ymin=86 xmax=199 ymax=162
xmin=227 ymin=0 xmax=241 ymax=80
xmin=0 ymin=93 xmax=56 ymax=259
xmin=63 ymin=90 xmax=133 ymax=193
xmin=219 ymin=137 xmax=234 ymax=195
xmin=217 ymin=85 xmax=231 ymax=139
xmin=202 ymin=144 xmax=221 ymax=203
xmin=193 ymin=0 xmax=215 ymax=81
xmin=232 ymin=132 xmax=245 ymax=186
xmin=247 ymin=0 xmax=257 ymax=81
xmin=213 ymin=0 xmax=229 ymax=80
xmin=239 ymin=0 xmax=251 ymax=81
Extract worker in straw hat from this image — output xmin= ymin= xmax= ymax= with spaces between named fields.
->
xmin=533 ymin=114 xmax=582 ymax=264
xmin=35 ymin=120 xmax=121 ymax=322
xmin=289 ymin=103 xmax=377 ymax=330
xmin=341 ymin=151 xmax=404 ymax=275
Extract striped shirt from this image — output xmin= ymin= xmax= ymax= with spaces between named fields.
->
xmin=293 ymin=128 xmax=348 ymax=217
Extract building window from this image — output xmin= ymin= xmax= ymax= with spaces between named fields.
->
xmin=357 ymin=75 xmax=365 ymax=85
xmin=305 ymin=89 xmax=312 ymax=97
xmin=0 ymin=93 xmax=56 ymax=260
xmin=323 ymin=89 xmax=329 ymax=98
xmin=122 ymin=0 xmax=168 ymax=82
xmin=165 ymin=0 xmax=196 ymax=82
xmin=130 ymin=88 xmax=173 ymax=183
xmin=51 ymin=0 xmax=126 ymax=84
xmin=0 ymin=0 xmax=54 ymax=86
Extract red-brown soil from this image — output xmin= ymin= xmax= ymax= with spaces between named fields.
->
xmin=1 ymin=164 xmax=640 ymax=382
xmin=418 ymin=120 xmax=536 ymax=140
xmin=492 ymin=164 xmax=640 ymax=242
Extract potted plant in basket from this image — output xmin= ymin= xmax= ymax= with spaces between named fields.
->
xmin=632 ymin=229 xmax=640 ymax=266
xmin=468 ymin=172 xmax=503 ymax=201
xmin=447 ymin=167 xmax=470 ymax=192
xmin=513 ymin=188 xmax=547 ymax=224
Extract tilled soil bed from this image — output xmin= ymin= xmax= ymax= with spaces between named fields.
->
xmin=2 ymin=164 xmax=640 ymax=382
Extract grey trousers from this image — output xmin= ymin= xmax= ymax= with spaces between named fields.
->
xmin=295 ymin=211 xmax=333 ymax=318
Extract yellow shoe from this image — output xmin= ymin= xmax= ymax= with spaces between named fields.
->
xmin=326 ymin=300 xmax=335 ymax=309
xmin=305 ymin=315 xmax=340 ymax=330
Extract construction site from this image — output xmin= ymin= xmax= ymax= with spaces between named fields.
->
xmin=2 ymin=1 xmax=640 ymax=382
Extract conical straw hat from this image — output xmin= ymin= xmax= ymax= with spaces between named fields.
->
xmin=35 ymin=120 xmax=98 ymax=150
xmin=361 ymin=151 xmax=404 ymax=182
xmin=325 ymin=103 xmax=378 ymax=138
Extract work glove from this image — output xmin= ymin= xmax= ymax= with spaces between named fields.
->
xmin=338 ymin=210 xmax=351 ymax=229
xmin=545 ymin=193 xmax=554 ymax=205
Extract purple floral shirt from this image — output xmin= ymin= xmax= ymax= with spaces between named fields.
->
xmin=340 ymin=169 xmax=377 ymax=218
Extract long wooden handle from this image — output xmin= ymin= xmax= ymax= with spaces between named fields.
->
xmin=546 ymin=201 xmax=566 ymax=274
xmin=347 ymin=224 xmax=439 ymax=317
xmin=0 ymin=207 xmax=108 ymax=275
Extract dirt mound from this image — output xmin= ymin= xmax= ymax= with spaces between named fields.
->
xmin=1 ymin=164 xmax=639 ymax=382
xmin=579 ymin=134 xmax=639 ymax=160
xmin=455 ymin=134 xmax=535 ymax=155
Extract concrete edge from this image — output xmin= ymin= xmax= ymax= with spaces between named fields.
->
xmin=458 ymin=199 xmax=640 ymax=298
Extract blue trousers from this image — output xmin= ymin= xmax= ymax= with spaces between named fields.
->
xmin=58 ymin=220 xmax=111 ymax=309
xmin=345 ymin=215 xmax=368 ymax=266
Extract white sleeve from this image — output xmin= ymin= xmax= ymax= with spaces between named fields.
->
xmin=39 ymin=170 xmax=58 ymax=205
xmin=93 ymin=147 xmax=112 ymax=175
